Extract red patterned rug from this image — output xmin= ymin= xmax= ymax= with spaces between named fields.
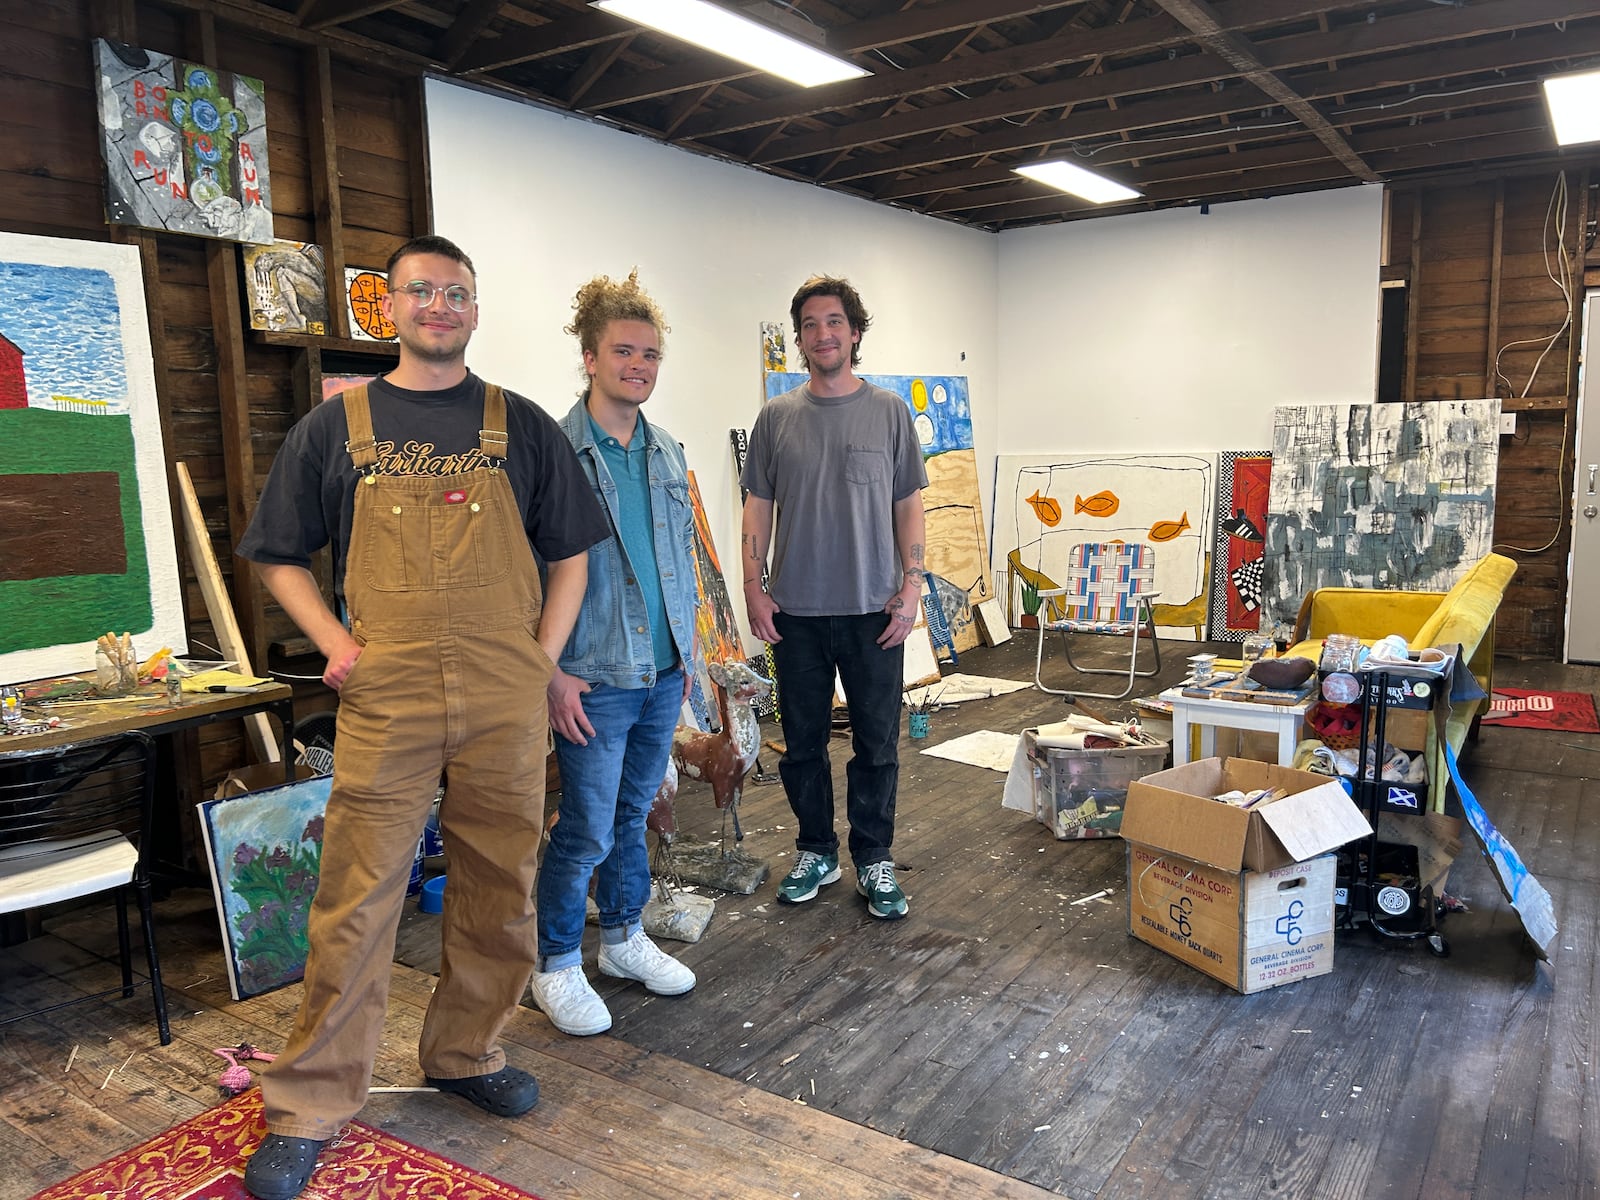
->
xmin=1481 ymin=688 xmax=1600 ymax=733
xmin=33 ymin=1088 xmax=542 ymax=1200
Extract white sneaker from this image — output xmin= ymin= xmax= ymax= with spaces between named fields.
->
xmin=527 ymin=964 xmax=611 ymax=1036
xmin=597 ymin=929 xmax=696 ymax=996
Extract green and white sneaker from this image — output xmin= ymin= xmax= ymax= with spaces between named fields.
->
xmin=777 ymin=850 xmax=840 ymax=904
xmin=856 ymin=861 xmax=908 ymax=920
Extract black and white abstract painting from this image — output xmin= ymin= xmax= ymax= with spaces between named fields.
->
xmin=1262 ymin=400 xmax=1500 ymax=630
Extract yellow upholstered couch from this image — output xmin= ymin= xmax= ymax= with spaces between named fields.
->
xmin=1284 ymin=552 xmax=1518 ymax=811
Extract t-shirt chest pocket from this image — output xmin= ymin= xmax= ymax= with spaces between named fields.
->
xmin=844 ymin=444 xmax=887 ymax=485
xmin=362 ymin=491 xmax=513 ymax=592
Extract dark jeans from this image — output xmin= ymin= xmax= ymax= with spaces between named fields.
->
xmin=771 ymin=611 xmax=903 ymax=869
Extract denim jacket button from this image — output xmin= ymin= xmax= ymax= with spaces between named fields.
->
xmin=635 ymin=626 xmax=647 ymax=634
xmin=641 ymin=674 xmax=652 ymax=684
xmin=625 ymin=577 xmax=635 ymax=585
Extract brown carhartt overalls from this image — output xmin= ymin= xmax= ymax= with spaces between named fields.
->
xmin=263 ymin=382 xmax=553 ymax=1139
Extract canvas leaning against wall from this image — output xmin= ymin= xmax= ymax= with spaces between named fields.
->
xmin=1262 ymin=401 xmax=1500 ymax=632
xmin=94 ymin=39 xmax=273 ymax=244
xmin=1209 ymin=450 xmax=1273 ymax=643
xmin=995 ymin=454 xmax=1215 ymax=636
xmin=764 ymin=371 xmax=992 ymax=654
xmin=200 ymin=774 xmax=331 ymax=1001
xmin=0 ymin=232 xmax=187 ymax=684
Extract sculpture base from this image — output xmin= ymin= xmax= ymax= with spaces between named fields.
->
xmin=667 ymin=837 xmax=771 ymax=895
xmin=642 ymin=891 xmax=716 ymax=943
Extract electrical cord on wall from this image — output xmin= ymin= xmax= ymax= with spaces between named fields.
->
xmin=1491 ymin=172 xmax=1576 ymax=557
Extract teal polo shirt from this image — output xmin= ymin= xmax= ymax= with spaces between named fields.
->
xmin=588 ymin=410 xmax=677 ymax=673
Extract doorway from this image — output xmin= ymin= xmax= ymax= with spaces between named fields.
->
xmin=1566 ymin=291 xmax=1600 ymax=662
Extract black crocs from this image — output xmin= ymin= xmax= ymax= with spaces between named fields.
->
xmin=243 ymin=1133 xmax=328 ymax=1200
xmin=426 ymin=1064 xmax=540 ymax=1117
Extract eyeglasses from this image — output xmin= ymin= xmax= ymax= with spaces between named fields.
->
xmin=395 ymin=281 xmax=476 ymax=312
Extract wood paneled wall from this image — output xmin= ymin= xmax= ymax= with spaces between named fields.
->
xmin=3 ymin=2 xmax=419 ymax=790
xmin=1385 ymin=168 xmax=1598 ymax=658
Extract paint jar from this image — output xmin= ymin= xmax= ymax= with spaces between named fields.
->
xmin=0 ymin=685 xmax=21 ymax=726
xmin=1319 ymin=633 xmax=1361 ymax=674
xmin=1241 ymin=632 xmax=1274 ymax=664
xmin=908 ymin=712 xmax=931 ymax=739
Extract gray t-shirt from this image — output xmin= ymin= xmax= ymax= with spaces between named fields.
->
xmin=741 ymin=380 xmax=927 ymax=616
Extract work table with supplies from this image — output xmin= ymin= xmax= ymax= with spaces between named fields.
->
xmin=2 ymin=676 xmax=295 ymax=759
xmin=0 ymin=675 xmax=297 ymax=883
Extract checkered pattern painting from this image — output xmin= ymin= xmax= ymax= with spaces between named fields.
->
xmin=1062 ymin=543 xmax=1155 ymax=622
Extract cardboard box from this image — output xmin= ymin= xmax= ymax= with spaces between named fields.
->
xmin=1002 ymin=730 xmax=1168 ymax=839
xmin=1120 ymin=757 xmax=1372 ymax=874
xmin=1120 ymin=757 xmax=1372 ymax=992
xmin=1127 ymin=845 xmax=1338 ymax=993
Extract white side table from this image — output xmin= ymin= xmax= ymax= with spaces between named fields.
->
xmin=1162 ymin=686 xmax=1313 ymax=766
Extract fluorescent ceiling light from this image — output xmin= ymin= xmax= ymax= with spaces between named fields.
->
xmin=1543 ymin=67 xmax=1600 ymax=146
xmin=593 ymin=0 xmax=870 ymax=88
xmin=1012 ymin=160 xmax=1141 ymax=204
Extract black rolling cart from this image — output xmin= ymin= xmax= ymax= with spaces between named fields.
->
xmin=1333 ymin=667 xmax=1451 ymax=957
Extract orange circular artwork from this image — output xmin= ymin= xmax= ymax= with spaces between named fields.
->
xmin=347 ymin=271 xmax=396 ymax=340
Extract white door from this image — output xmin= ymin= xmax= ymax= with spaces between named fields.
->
xmin=1567 ymin=292 xmax=1600 ymax=662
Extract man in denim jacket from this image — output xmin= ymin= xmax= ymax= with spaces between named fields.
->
xmin=529 ymin=271 xmax=701 ymax=1036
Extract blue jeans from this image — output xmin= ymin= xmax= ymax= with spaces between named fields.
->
xmin=771 ymin=612 xmax=902 ymax=869
xmin=539 ymin=667 xmax=683 ymax=971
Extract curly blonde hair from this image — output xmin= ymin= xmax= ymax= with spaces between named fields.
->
xmin=566 ymin=269 xmax=669 ymax=359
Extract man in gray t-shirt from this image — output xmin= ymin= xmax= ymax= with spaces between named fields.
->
xmin=740 ymin=276 xmax=928 ymax=920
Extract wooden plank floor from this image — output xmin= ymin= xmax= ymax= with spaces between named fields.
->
xmin=4 ymin=637 xmax=1598 ymax=1198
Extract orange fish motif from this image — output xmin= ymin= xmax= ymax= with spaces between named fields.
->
xmin=1074 ymin=490 xmax=1120 ymax=518
xmin=1148 ymin=512 xmax=1191 ymax=542
xmin=1026 ymin=489 xmax=1062 ymax=527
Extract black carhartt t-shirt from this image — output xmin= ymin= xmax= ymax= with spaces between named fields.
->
xmin=237 ymin=374 xmax=608 ymax=599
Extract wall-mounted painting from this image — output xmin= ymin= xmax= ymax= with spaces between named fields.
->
xmin=0 ymin=232 xmax=186 ymax=684
xmin=345 ymin=268 xmax=396 ymax=342
xmin=994 ymin=454 xmax=1215 ymax=636
xmin=1262 ymin=401 xmax=1500 ymax=631
xmin=242 ymin=240 xmax=328 ymax=335
xmin=760 ymin=321 xmax=787 ymax=372
xmin=1208 ymin=450 xmax=1272 ymax=643
xmin=199 ymin=774 xmax=331 ymax=1000
xmin=93 ymin=39 xmax=273 ymax=244
xmin=765 ymin=372 xmax=991 ymax=655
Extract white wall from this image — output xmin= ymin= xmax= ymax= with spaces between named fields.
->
xmin=425 ymin=79 xmax=999 ymax=644
xmin=994 ymin=187 xmax=1384 ymax=456
xmin=426 ymin=78 xmax=1385 ymax=646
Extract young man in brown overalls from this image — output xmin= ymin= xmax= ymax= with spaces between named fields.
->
xmin=236 ymin=235 xmax=609 ymax=1200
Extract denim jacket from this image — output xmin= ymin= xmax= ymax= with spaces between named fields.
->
xmin=558 ymin=398 xmax=700 ymax=689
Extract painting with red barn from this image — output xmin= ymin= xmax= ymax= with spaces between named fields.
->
xmin=0 ymin=231 xmax=186 ymax=684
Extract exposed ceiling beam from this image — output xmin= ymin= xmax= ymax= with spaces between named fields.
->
xmin=1152 ymin=0 xmax=1376 ymax=182
xmin=436 ymin=0 xmax=503 ymax=70
xmin=754 ymin=0 xmax=1597 ymax=165
xmin=679 ymin=0 xmax=1360 ymax=142
xmin=677 ymin=13 xmax=1191 ymax=140
xmin=578 ymin=0 xmax=1094 ymax=114
xmin=454 ymin=10 xmax=629 ymax=74
xmin=296 ymin=0 xmax=404 ymax=32
xmin=817 ymin=13 xmax=1600 ymax=182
